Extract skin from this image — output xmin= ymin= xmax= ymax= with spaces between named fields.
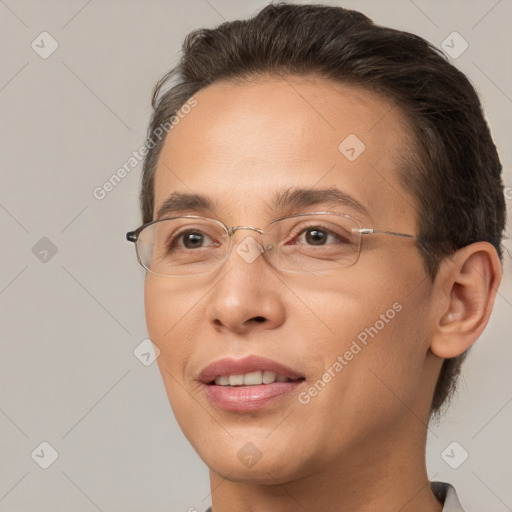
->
xmin=144 ymin=74 xmax=502 ymax=512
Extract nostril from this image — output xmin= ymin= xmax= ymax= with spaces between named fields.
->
xmin=253 ymin=316 xmax=266 ymax=323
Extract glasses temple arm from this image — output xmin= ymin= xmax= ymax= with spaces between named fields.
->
xmin=359 ymin=228 xmax=418 ymax=239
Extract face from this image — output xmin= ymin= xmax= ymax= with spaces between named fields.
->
xmin=145 ymin=75 xmax=442 ymax=484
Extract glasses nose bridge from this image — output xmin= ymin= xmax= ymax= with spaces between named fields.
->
xmin=225 ymin=225 xmax=269 ymax=259
xmin=227 ymin=225 xmax=265 ymax=238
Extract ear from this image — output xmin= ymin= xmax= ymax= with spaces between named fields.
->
xmin=429 ymin=242 xmax=502 ymax=359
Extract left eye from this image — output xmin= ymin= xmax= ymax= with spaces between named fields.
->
xmin=295 ymin=227 xmax=344 ymax=246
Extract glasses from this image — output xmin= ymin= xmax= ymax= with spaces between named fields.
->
xmin=126 ymin=212 xmax=418 ymax=277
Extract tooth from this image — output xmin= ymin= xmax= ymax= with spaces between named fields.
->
xmin=229 ymin=374 xmax=244 ymax=386
xmin=262 ymin=371 xmax=277 ymax=384
xmin=243 ymin=371 xmax=263 ymax=385
xmin=215 ymin=372 xmax=292 ymax=386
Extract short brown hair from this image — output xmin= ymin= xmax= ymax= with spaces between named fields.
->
xmin=139 ymin=2 xmax=506 ymax=418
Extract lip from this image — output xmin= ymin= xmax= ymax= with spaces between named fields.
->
xmin=198 ymin=355 xmax=306 ymax=412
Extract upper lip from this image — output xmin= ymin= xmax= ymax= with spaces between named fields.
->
xmin=198 ymin=355 xmax=305 ymax=384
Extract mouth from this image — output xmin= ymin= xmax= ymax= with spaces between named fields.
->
xmin=198 ymin=356 xmax=306 ymax=412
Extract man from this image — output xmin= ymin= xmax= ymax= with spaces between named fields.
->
xmin=127 ymin=3 xmax=505 ymax=511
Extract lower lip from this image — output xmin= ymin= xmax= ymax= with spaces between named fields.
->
xmin=203 ymin=381 xmax=304 ymax=412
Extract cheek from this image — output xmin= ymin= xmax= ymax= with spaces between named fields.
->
xmin=144 ymin=278 xmax=171 ymax=344
xmin=309 ymin=267 xmax=432 ymax=408
xmin=144 ymin=277 xmax=193 ymax=363
xmin=144 ymin=278 xmax=201 ymax=426
xmin=144 ymin=276 xmax=207 ymax=369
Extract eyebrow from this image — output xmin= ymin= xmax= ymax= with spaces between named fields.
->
xmin=155 ymin=187 xmax=370 ymax=220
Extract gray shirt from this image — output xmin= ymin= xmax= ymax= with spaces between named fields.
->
xmin=204 ymin=481 xmax=465 ymax=512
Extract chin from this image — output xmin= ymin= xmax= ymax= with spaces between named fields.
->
xmin=206 ymin=454 xmax=305 ymax=485
xmin=189 ymin=430 xmax=312 ymax=485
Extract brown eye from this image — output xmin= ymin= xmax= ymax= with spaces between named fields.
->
xmin=295 ymin=227 xmax=346 ymax=246
xmin=304 ymin=228 xmax=328 ymax=245
xmin=180 ymin=231 xmax=207 ymax=249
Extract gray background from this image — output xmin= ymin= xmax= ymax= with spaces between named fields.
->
xmin=0 ymin=0 xmax=511 ymax=510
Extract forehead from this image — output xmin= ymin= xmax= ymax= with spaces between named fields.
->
xmin=153 ymin=75 xmax=418 ymax=227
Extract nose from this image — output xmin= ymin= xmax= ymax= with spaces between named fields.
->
xmin=206 ymin=228 xmax=286 ymax=335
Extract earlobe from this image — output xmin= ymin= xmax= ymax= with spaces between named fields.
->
xmin=429 ymin=242 xmax=502 ymax=359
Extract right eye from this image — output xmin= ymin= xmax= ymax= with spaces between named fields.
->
xmin=176 ymin=230 xmax=210 ymax=249
xmin=168 ymin=229 xmax=218 ymax=251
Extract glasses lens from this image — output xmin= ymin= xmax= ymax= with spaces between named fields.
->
xmin=263 ymin=213 xmax=362 ymax=273
xmin=136 ymin=217 xmax=228 ymax=276
xmin=134 ymin=213 xmax=362 ymax=276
